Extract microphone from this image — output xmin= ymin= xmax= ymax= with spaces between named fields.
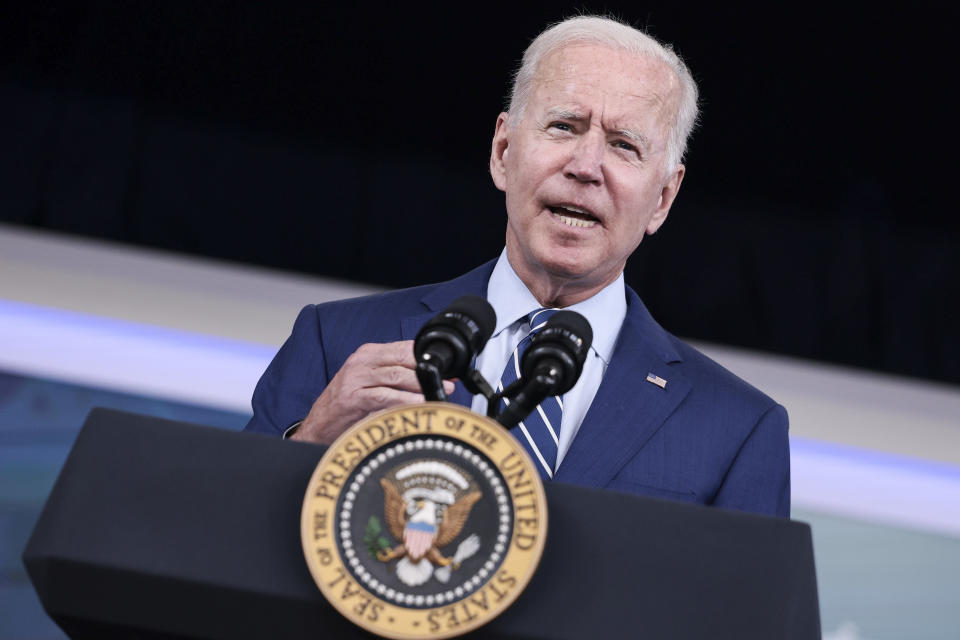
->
xmin=495 ymin=310 xmax=593 ymax=430
xmin=414 ymin=295 xmax=496 ymax=401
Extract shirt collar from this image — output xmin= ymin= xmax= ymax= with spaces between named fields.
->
xmin=486 ymin=249 xmax=627 ymax=365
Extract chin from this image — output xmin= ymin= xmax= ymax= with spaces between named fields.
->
xmin=534 ymin=247 xmax=598 ymax=280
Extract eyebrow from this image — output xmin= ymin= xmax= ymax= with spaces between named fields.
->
xmin=544 ymin=107 xmax=650 ymax=150
xmin=611 ymin=127 xmax=650 ymax=150
xmin=545 ymin=107 xmax=586 ymax=121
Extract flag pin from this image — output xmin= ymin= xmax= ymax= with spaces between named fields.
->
xmin=646 ymin=373 xmax=667 ymax=389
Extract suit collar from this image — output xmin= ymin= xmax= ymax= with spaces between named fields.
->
xmin=420 ymin=260 xmax=496 ymax=313
xmin=554 ymin=286 xmax=690 ymax=487
xmin=399 ymin=260 xmax=496 ymax=340
xmin=618 ymin=287 xmax=683 ymax=365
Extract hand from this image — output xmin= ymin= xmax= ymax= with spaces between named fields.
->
xmin=291 ymin=340 xmax=455 ymax=444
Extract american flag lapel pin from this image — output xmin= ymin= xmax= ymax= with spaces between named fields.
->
xmin=646 ymin=373 xmax=667 ymax=389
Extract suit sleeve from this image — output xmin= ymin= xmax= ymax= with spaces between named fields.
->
xmin=243 ymin=305 xmax=331 ymax=437
xmin=712 ymin=403 xmax=791 ymax=518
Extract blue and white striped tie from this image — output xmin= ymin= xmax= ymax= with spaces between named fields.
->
xmin=498 ymin=308 xmax=563 ymax=479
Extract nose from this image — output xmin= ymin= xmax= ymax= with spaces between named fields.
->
xmin=563 ymin=129 xmax=604 ymax=185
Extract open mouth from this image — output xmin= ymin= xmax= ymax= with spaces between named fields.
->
xmin=548 ymin=205 xmax=599 ymax=229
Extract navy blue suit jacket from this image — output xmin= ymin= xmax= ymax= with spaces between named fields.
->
xmin=244 ymin=261 xmax=790 ymax=517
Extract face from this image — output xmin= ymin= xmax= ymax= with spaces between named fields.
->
xmin=490 ymin=44 xmax=685 ymax=301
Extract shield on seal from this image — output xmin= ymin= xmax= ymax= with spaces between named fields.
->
xmin=403 ymin=520 xmax=436 ymax=559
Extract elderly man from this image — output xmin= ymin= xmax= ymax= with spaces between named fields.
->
xmin=244 ymin=16 xmax=790 ymax=518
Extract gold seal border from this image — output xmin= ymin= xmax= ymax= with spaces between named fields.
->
xmin=300 ymin=402 xmax=548 ymax=640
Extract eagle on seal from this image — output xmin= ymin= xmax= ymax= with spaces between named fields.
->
xmin=377 ymin=477 xmax=481 ymax=586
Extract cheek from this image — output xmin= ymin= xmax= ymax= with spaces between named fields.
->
xmin=507 ymin=142 xmax=556 ymax=190
xmin=616 ymin=180 xmax=663 ymax=219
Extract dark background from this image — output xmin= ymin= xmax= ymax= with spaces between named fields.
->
xmin=2 ymin=2 xmax=957 ymax=384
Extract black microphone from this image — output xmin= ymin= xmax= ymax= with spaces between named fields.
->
xmin=495 ymin=310 xmax=593 ymax=430
xmin=414 ymin=295 xmax=496 ymax=401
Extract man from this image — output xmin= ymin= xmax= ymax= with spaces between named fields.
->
xmin=244 ymin=16 xmax=790 ymax=518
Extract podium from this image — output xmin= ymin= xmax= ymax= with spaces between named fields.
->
xmin=23 ymin=409 xmax=820 ymax=639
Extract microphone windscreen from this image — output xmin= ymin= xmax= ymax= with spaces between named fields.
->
xmin=445 ymin=295 xmax=497 ymax=345
xmin=546 ymin=310 xmax=593 ymax=358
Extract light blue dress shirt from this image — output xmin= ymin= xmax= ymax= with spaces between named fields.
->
xmin=470 ymin=250 xmax=627 ymax=471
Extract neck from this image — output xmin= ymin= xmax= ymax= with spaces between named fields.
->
xmin=505 ymin=244 xmax=621 ymax=308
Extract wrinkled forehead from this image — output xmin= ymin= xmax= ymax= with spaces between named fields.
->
xmin=530 ymin=43 xmax=681 ymax=127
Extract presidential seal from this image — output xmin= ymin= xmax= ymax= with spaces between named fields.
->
xmin=301 ymin=403 xmax=547 ymax=639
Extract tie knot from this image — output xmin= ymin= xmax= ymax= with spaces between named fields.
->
xmin=526 ymin=308 xmax=559 ymax=333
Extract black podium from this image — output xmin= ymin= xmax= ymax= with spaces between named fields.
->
xmin=24 ymin=409 xmax=820 ymax=639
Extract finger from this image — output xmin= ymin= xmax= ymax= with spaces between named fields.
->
xmin=363 ymin=365 xmax=423 ymax=392
xmin=358 ymin=367 xmax=457 ymax=396
xmin=355 ymin=340 xmax=416 ymax=368
xmin=357 ymin=387 xmax=425 ymax=412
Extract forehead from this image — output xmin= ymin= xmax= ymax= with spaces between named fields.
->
xmin=529 ymin=44 xmax=680 ymax=128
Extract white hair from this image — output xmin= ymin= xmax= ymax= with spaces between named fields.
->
xmin=507 ymin=15 xmax=700 ymax=169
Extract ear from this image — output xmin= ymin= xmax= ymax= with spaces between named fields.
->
xmin=645 ymin=164 xmax=685 ymax=235
xmin=489 ymin=112 xmax=510 ymax=192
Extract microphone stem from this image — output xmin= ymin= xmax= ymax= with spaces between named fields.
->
xmin=494 ymin=373 xmax=558 ymax=430
xmin=416 ymin=361 xmax=448 ymax=402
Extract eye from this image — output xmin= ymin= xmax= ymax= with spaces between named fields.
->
xmin=548 ymin=121 xmax=573 ymax=132
xmin=613 ymin=140 xmax=639 ymax=155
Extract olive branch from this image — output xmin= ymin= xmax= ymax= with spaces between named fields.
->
xmin=364 ymin=515 xmax=392 ymax=559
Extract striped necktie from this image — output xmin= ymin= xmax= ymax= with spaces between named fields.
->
xmin=498 ymin=308 xmax=562 ymax=479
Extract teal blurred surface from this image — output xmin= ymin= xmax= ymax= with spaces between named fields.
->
xmin=799 ymin=508 xmax=960 ymax=640
xmin=0 ymin=369 xmax=249 ymax=640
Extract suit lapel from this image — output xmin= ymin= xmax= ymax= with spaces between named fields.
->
xmin=554 ymin=290 xmax=691 ymax=487
xmin=399 ymin=261 xmax=496 ymax=408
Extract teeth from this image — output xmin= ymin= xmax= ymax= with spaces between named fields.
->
xmin=553 ymin=212 xmax=597 ymax=228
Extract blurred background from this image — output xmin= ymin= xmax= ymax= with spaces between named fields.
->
xmin=1 ymin=3 xmax=958 ymax=639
